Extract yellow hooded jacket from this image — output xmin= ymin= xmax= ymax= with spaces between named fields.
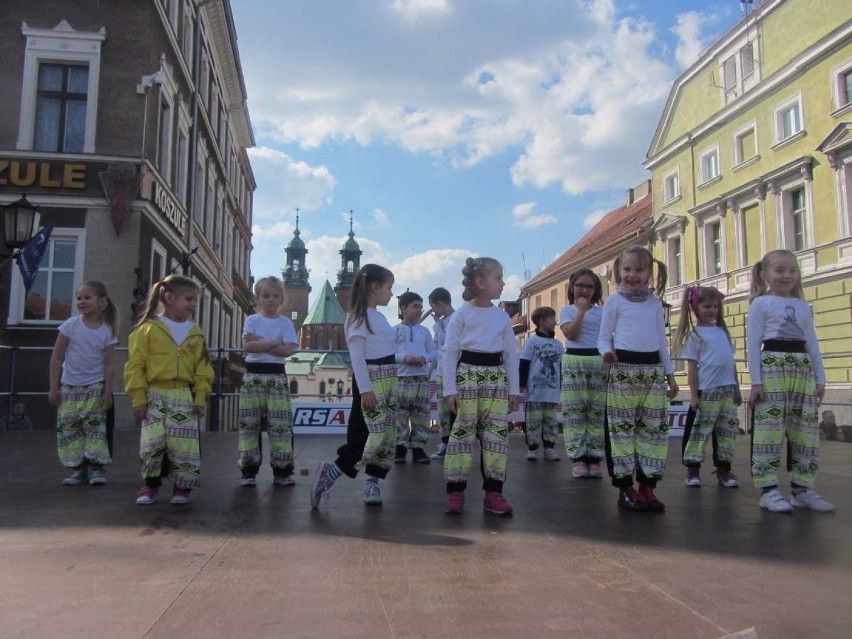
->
xmin=124 ymin=319 xmax=214 ymax=408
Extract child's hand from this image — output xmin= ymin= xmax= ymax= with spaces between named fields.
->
xmin=575 ymin=298 xmax=591 ymax=313
xmin=602 ymin=351 xmax=617 ymax=364
xmin=508 ymin=395 xmax=519 ymax=414
xmin=243 ymin=332 xmax=257 ymax=343
xmin=667 ymin=379 xmax=679 ymax=400
xmin=749 ymin=384 xmax=764 ymax=406
xmin=447 ymin=394 xmax=458 ymax=415
xmin=815 ymin=384 xmax=825 ymax=405
xmin=361 ymin=391 xmax=377 ymax=411
xmin=733 ymin=388 xmax=743 ymax=407
xmin=101 ymin=393 xmax=113 ymax=411
xmin=133 ymin=404 xmax=148 ymax=421
xmin=48 ymin=388 xmax=60 ymax=406
xmin=690 ymin=395 xmax=700 ymax=411
xmin=193 ymin=405 xmax=206 ymax=418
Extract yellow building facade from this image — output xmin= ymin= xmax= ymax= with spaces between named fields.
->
xmin=645 ymin=0 xmax=852 ymax=409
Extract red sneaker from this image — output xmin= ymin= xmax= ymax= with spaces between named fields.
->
xmin=638 ymin=485 xmax=665 ymax=512
xmin=445 ymin=492 xmax=465 ymax=514
xmin=483 ymin=491 xmax=513 ymax=516
xmin=617 ymin=486 xmax=647 ymax=511
xmin=136 ymin=486 xmax=158 ymax=506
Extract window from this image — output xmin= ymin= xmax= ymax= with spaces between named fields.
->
xmin=663 ymin=169 xmax=680 ymax=202
xmin=175 ymin=126 xmax=189 ymax=205
xmin=223 ymin=312 xmax=231 ymax=351
xmin=773 ymin=95 xmax=804 ymax=145
xmin=718 ymin=39 xmax=759 ymax=105
xmin=667 ymin=235 xmax=683 ymax=286
xmin=17 ymin=22 xmax=104 ymax=154
xmin=151 ymin=240 xmax=167 ymax=285
xmin=33 ymin=64 xmax=88 ymax=153
xmin=201 ymin=289 xmax=212 ymax=341
xmin=723 ymin=56 xmax=737 ymax=93
xmin=182 ymin=2 xmax=194 ymax=66
xmin=211 ymin=299 xmax=221 ymax=352
xmin=741 ymin=44 xmax=755 ymax=79
xmin=291 ymin=311 xmax=298 ymax=321
xmin=8 ymin=228 xmax=85 ymax=325
xmin=289 ymin=380 xmax=299 ymax=395
xmin=789 ymin=188 xmax=807 ymax=252
xmin=157 ymin=93 xmax=173 ymax=184
xmin=699 ymin=146 xmax=720 ymax=185
xmin=831 ymin=59 xmax=852 ymax=113
xmin=550 ymin=289 xmax=557 ymax=310
xmin=733 ymin=124 xmax=757 ymax=167
xmin=708 ymin=221 xmax=723 ymax=275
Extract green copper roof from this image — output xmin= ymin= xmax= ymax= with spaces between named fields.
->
xmin=302 ymin=280 xmax=347 ymax=326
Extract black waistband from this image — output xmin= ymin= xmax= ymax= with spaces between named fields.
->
xmin=565 ymin=348 xmax=600 ymax=356
xmin=366 ymin=354 xmax=396 ymax=365
xmin=762 ymin=340 xmax=806 ymax=353
xmin=246 ymin=363 xmax=287 ymax=374
xmin=460 ymin=350 xmax=502 ymax=366
xmin=615 ymin=349 xmax=661 ymax=365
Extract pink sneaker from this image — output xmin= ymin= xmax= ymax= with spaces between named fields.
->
xmin=445 ymin=492 xmax=465 ymax=514
xmin=136 ymin=486 xmax=158 ymax=506
xmin=171 ymin=487 xmax=191 ymax=505
xmin=483 ymin=491 xmax=513 ymax=516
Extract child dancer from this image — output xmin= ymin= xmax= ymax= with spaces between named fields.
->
xmin=310 ymin=264 xmax=398 ymax=508
xmin=443 ymin=257 xmax=518 ymax=516
xmin=49 ymin=281 xmax=118 ymax=486
xmin=747 ymin=250 xmax=833 ymax=512
xmin=674 ymin=286 xmax=741 ymax=488
xmin=598 ymin=246 xmax=678 ymax=512
xmin=124 ymin=275 xmax=214 ymax=506
xmin=559 ymin=269 xmax=606 ymax=478
xmin=393 ymin=291 xmax=437 ymax=464
xmin=519 ymin=306 xmax=562 ymax=462
xmin=239 ymin=276 xmax=299 ymax=486
xmin=427 ymin=287 xmax=455 ymax=460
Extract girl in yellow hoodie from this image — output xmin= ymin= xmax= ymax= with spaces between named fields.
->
xmin=124 ymin=275 xmax=213 ymax=506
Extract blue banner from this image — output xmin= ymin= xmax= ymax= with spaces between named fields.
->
xmin=16 ymin=224 xmax=54 ymax=294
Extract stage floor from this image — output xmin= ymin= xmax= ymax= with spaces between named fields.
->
xmin=1 ymin=430 xmax=851 ymax=638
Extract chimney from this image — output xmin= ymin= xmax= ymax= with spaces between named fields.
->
xmin=626 ymin=188 xmax=634 ymax=206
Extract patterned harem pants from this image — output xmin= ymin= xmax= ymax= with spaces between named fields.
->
xmin=561 ymin=352 xmax=606 ymax=462
xmin=57 ymin=381 xmax=112 ymax=468
xmin=395 ymin=375 xmax=431 ymax=448
xmin=140 ymin=387 xmax=201 ymax=490
xmin=681 ymin=385 xmax=739 ymax=470
xmin=238 ymin=372 xmax=293 ymax=477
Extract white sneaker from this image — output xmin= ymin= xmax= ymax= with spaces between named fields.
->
xmin=759 ymin=488 xmax=793 ymax=513
xmin=62 ymin=468 xmax=87 ymax=486
xmin=88 ymin=468 xmax=107 ymax=486
xmin=543 ymin=448 xmax=560 ymax=462
xmin=364 ymin=482 xmax=382 ymax=506
xmin=526 ymin=450 xmax=538 ymax=461
xmin=273 ymin=476 xmax=295 ymax=486
xmin=790 ymin=488 xmax=835 ymax=512
xmin=430 ymin=442 xmax=447 ymax=460
xmin=240 ymin=476 xmax=257 ymax=487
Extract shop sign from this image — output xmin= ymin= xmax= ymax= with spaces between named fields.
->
xmin=0 ymin=159 xmax=87 ymax=190
xmin=152 ymin=179 xmax=187 ymax=236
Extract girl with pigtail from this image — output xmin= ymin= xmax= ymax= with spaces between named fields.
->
xmin=124 ymin=275 xmax=214 ymax=506
xmin=441 ymin=257 xmax=519 ymax=516
xmin=598 ymin=245 xmax=678 ymax=512
xmin=673 ymin=286 xmax=741 ymax=489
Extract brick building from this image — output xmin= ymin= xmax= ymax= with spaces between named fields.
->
xmin=0 ymin=0 xmax=255 ymax=430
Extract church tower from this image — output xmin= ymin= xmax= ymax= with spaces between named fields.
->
xmin=280 ymin=211 xmax=311 ymax=332
xmin=334 ymin=211 xmax=362 ymax=313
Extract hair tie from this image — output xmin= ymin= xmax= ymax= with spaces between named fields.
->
xmin=687 ymin=286 xmax=700 ymax=313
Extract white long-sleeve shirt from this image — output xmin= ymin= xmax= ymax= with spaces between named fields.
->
xmin=345 ymin=309 xmax=396 ymax=393
xmin=746 ymin=295 xmax=825 ymax=385
xmin=441 ymin=302 xmax=519 ymax=396
xmin=394 ymin=322 xmax=437 ymax=377
xmin=597 ymin=293 xmax=673 ymax=375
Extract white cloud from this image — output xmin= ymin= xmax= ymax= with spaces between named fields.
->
xmin=248 ymin=146 xmax=336 ymax=219
xmin=251 ymin=221 xmax=296 ymax=241
xmin=391 ymin=0 xmax=449 ymax=20
xmin=236 ymin=0 xmax=674 ymax=196
xmin=512 ymin=201 xmax=556 ymax=229
xmin=671 ymin=11 xmax=715 ymax=69
xmin=582 ymin=208 xmax=607 ymax=228
xmin=373 ymin=208 xmax=390 ymax=226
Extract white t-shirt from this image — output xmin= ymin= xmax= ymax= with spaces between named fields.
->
xmin=597 ymin=294 xmax=673 ymax=375
xmin=346 ymin=309 xmax=396 ymax=393
xmin=432 ymin=312 xmax=453 ymax=374
xmin=394 ymin=322 xmax=437 ymax=377
xmin=158 ymin=314 xmax=192 ymax=346
xmin=519 ymin=334 xmax=562 ymax=403
xmin=746 ymin=295 xmax=825 ymax=384
xmin=243 ymin=314 xmax=299 ymax=364
xmin=441 ymin=302 xmax=519 ymax=396
xmin=559 ymin=304 xmax=602 ymax=350
xmin=58 ymin=315 xmax=118 ymax=386
xmin=681 ymin=326 xmax=737 ymax=390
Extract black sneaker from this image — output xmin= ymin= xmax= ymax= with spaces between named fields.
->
xmin=411 ymin=448 xmax=431 ymax=464
xmin=617 ymin=487 xmax=649 ymax=512
xmin=394 ymin=444 xmax=408 ymax=464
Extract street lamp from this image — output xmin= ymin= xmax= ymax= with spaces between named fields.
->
xmin=3 ymin=194 xmax=41 ymax=251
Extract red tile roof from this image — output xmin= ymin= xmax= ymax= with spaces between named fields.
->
xmin=523 ymin=191 xmax=653 ymax=290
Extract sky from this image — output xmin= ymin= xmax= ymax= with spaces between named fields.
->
xmin=230 ymin=0 xmax=750 ymax=324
